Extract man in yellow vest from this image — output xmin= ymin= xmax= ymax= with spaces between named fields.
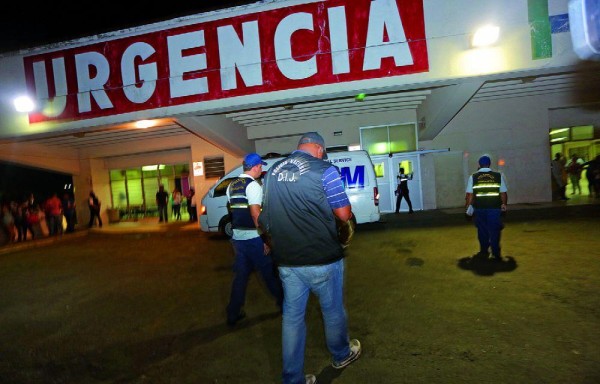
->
xmin=465 ymin=155 xmax=508 ymax=261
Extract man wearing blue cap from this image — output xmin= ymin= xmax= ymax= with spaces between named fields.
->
xmin=259 ymin=132 xmax=361 ymax=384
xmin=225 ymin=153 xmax=283 ymax=327
xmin=465 ymin=155 xmax=508 ymax=261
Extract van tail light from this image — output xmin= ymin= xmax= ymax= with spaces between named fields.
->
xmin=373 ymin=187 xmax=379 ymax=206
xmin=200 ymin=205 xmax=207 ymax=215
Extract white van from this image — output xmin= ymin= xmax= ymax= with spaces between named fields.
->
xmin=200 ymin=150 xmax=380 ymax=237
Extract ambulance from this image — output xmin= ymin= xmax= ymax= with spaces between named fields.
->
xmin=199 ymin=150 xmax=380 ymax=237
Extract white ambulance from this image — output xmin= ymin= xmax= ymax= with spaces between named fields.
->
xmin=199 ymin=150 xmax=380 ymax=237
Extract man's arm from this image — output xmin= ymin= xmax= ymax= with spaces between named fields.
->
xmin=465 ymin=192 xmax=474 ymax=207
xmin=333 ymin=205 xmax=352 ymax=222
xmin=323 ymin=166 xmax=352 ymax=222
xmin=249 ymin=204 xmax=261 ymax=228
xmin=465 ymin=174 xmax=474 ymax=207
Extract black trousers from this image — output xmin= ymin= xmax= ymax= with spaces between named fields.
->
xmin=395 ymin=189 xmax=413 ymax=213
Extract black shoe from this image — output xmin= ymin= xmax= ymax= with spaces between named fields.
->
xmin=227 ymin=310 xmax=246 ymax=327
xmin=408 ymin=210 xmax=414 ymax=214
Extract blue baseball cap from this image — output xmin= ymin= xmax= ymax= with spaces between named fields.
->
xmin=243 ymin=153 xmax=267 ymax=168
xmin=478 ymin=155 xmax=491 ymax=167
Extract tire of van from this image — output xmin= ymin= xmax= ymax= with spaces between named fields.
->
xmin=219 ymin=215 xmax=233 ymax=238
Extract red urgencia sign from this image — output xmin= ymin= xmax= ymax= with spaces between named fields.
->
xmin=23 ymin=0 xmax=427 ymax=124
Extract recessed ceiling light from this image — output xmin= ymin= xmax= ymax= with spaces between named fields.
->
xmin=135 ymin=120 xmax=156 ymax=129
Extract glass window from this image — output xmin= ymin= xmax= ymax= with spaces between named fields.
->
xmin=127 ymin=179 xmax=144 ymax=205
xmin=214 ymin=178 xmax=236 ymax=198
xmin=361 ymin=126 xmax=389 ymax=155
xmin=111 ymin=180 xmax=127 ymax=208
xmin=109 ymin=164 xmax=188 ymax=216
xmin=160 ymin=165 xmax=174 ymax=176
xmin=110 ymin=169 xmax=126 ymax=181
xmin=144 ymin=179 xmax=158 ymax=209
xmin=571 ymin=125 xmax=593 ymax=141
xmin=373 ymin=161 xmax=385 ymax=178
xmin=126 ymin=168 xmax=142 ymax=180
xmin=361 ymin=123 xmax=417 ymax=156
xmin=389 ymin=124 xmax=417 ymax=153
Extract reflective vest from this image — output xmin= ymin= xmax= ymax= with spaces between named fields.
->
xmin=397 ymin=173 xmax=411 ymax=191
xmin=228 ymin=177 xmax=256 ymax=230
xmin=472 ymin=171 xmax=502 ymax=209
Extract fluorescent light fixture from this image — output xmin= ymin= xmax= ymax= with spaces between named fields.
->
xmin=550 ymin=137 xmax=567 ymax=142
xmin=142 ymin=165 xmax=165 ymax=171
xmin=135 ymin=120 xmax=156 ymax=129
xmin=550 ymin=128 xmax=569 ymax=135
xmin=13 ymin=96 xmax=35 ymax=112
xmin=472 ymin=25 xmax=500 ymax=47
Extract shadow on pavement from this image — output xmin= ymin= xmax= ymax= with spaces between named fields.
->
xmin=314 ymin=365 xmax=345 ymax=383
xmin=31 ymin=311 xmax=281 ymax=383
xmin=457 ymin=254 xmax=518 ymax=276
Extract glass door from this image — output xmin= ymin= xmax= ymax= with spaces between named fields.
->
xmin=391 ymin=154 xmax=422 ymax=212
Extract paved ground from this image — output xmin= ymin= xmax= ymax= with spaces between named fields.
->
xmin=0 ymin=198 xmax=599 ymax=383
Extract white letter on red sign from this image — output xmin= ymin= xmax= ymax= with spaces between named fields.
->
xmin=32 ymin=58 xmax=68 ymax=117
xmin=328 ymin=6 xmax=350 ymax=75
xmin=218 ymin=21 xmax=263 ymax=91
xmin=121 ymin=42 xmax=157 ymax=104
xmin=274 ymin=12 xmax=317 ymax=80
xmin=363 ymin=0 xmax=414 ymax=71
xmin=168 ymin=31 xmax=208 ymax=98
xmin=74 ymin=52 xmax=114 ymax=113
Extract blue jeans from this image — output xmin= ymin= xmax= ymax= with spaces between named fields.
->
xmin=279 ymin=259 xmax=350 ymax=384
xmin=474 ymin=208 xmax=503 ymax=256
xmin=227 ymin=237 xmax=283 ymax=323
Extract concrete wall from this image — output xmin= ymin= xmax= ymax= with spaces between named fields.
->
xmin=254 ymin=109 xmax=416 ymax=154
xmin=425 ymin=93 xmax=558 ymax=206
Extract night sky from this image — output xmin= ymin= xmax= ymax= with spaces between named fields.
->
xmin=0 ymin=1 xmax=257 ymax=53
xmin=0 ymin=1 xmax=258 ymax=204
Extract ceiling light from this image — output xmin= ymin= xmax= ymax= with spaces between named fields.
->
xmin=135 ymin=120 xmax=156 ymax=129
xmin=549 ymin=128 xmax=569 ymax=135
xmin=471 ymin=25 xmax=500 ymax=47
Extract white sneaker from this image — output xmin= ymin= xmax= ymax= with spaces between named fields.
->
xmin=332 ymin=339 xmax=362 ymax=369
xmin=305 ymin=374 xmax=317 ymax=384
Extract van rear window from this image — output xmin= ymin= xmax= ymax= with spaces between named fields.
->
xmin=214 ymin=178 xmax=235 ymax=197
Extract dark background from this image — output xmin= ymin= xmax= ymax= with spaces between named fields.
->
xmin=0 ymin=162 xmax=72 ymax=204
xmin=0 ymin=1 xmax=257 ymax=53
xmin=0 ymin=1 xmax=257 ymax=204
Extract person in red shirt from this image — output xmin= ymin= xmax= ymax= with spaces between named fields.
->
xmin=45 ymin=193 xmax=63 ymax=236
